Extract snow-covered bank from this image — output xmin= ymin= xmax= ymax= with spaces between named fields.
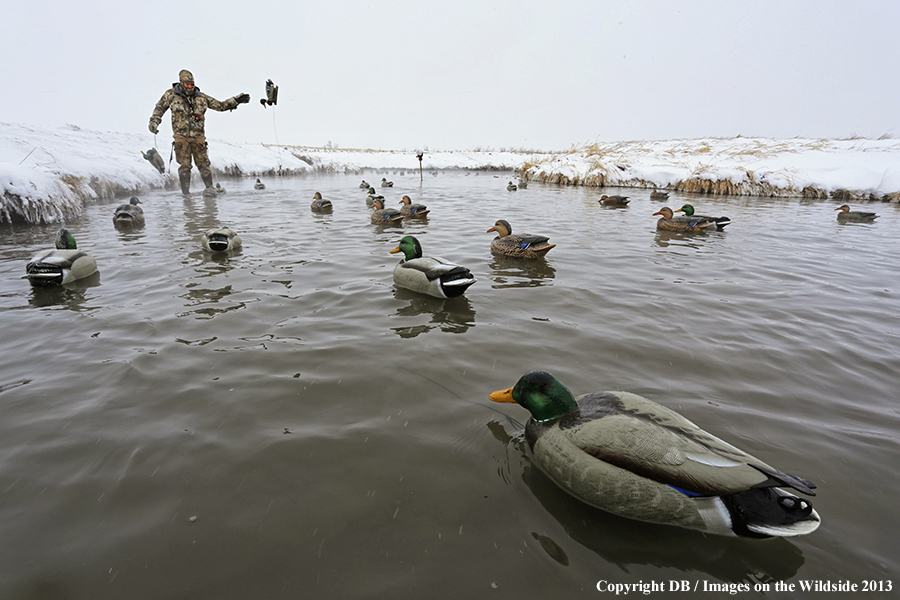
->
xmin=525 ymin=137 xmax=900 ymax=201
xmin=3 ymin=123 xmax=900 ymax=224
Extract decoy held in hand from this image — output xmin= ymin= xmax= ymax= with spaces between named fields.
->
xmin=389 ymin=235 xmax=476 ymax=298
xmin=490 ymin=370 xmax=821 ymax=538
xmin=201 ymin=227 xmax=242 ymax=253
xmin=112 ymin=197 xmax=145 ymax=227
xmin=398 ymin=195 xmax=430 ymax=218
xmin=835 ymin=204 xmax=878 ymax=222
xmin=25 ymin=228 xmax=98 ymax=286
xmin=254 ymin=178 xmax=266 ymax=190
xmin=653 ymin=207 xmax=717 ymax=232
xmin=599 ymin=195 xmax=630 ymax=206
xmin=310 ymin=192 xmax=333 ymax=212
xmin=370 ymin=198 xmax=404 ymax=224
xmin=676 ymin=204 xmax=731 ymax=229
xmin=486 ymin=219 xmax=555 ymax=259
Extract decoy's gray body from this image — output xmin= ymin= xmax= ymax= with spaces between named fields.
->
xmin=390 ymin=236 xmax=476 ymax=299
xmin=311 ymin=192 xmax=333 ymax=212
xmin=142 ymin=148 xmax=166 ymax=174
xmin=201 ymin=227 xmax=242 ymax=253
xmin=112 ymin=197 xmax=145 ymax=227
xmin=835 ymin=204 xmax=878 ymax=222
xmin=25 ymin=228 xmax=98 ymax=286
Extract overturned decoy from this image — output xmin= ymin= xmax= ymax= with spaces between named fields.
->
xmin=260 ymin=79 xmax=278 ymax=107
xmin=381 ymin=177 xmax=394 ymax=187
xmin=599 ymin=195 xmax=630 ymax=207
xmin=201 ymin=227 xmax=242 ymax=253
xmin=371 ymin=198 xmax=404 ymax=224
xmin=390 ymin=235 xmax=476 ymax=299
xmin=676 ymin=204 xmax=731 ymax=228
xmin=254 ymin=178 xmax=266 ymax=190
xmin=25 ymin=228 xmax=98 ymax=286
xmin=112 ymin=197 xmax=145 ymax=227
xmin=398 ymin=195 xmax=429 ymax=218
xmin=486 ymin=219 xmax=555 ymax=259
xmin=311 ymin=191 xmax=333 ymax=212
xmin=490 ymin=370 xmax=821 ymax=538
xmin=653 ymin=207 xmax=717 ymax=232
xmin=835 ymin=204 xmax=878 ymax=223
xmin=142 ymin=148 xmax=166 ymax=174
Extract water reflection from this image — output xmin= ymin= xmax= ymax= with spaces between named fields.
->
xmin=486 ymin=421 xmax=805 ymax=583
xmin=487 ymin=255 xmax=556 ymax=288
xmin=390 ymin=288 xmax=476 ymax=337
xmin=177 ymin=282 xmax=246 ymax=320
xmin=653 ymin=229 xmax=711 ymax=249
xmin=27 ymin=271 xmax=101 ymax=309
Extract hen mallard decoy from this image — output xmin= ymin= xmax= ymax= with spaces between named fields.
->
xmin=650 ymin=190 xmax=669 ymax=201
xmin=835 ymin=204 xmax=878 ymax=223
xmin=507 ymin=181 xmax=518 ymax=191
xmin=486 ymin=219 xmax=555 ymax=259
xmin=112 ymin=197 xmax=145 ymax=227
xmin=599 ymin=195 xmax=630 ymax=207
xmin=490 ymin=371 xmax=821 ymax=538
xmin=517 ymin=178 xmax=527 ymax=189
xmin=201 ymin=226 xmax=242 ymax=252
xmin=381 ymin=177 xmax=394 ymax=187
xmin=359 ymin=179 xmax=371 ymax=189
xmin=310 ymin=192 xmax=333 ymax=212
xmin=653 ymin=207 xmax=717 ymax=232
xmin=370 ymin=198 xmax=404 ymax=224
xmin=398 ymin=195 xmax=430 ymax=218
xmin=25 ymin=228 xmax=98 ymax=286
xmin=215 ymin=183 xmax=226 ymax=194
xmin=254 ymin=178 xmax=266 ymax=190
xmin=676 ymin=204 xmax=731 ymax=228
xmin=366 ymin=187 xmax=385 ymax=207
xmin=389 ymin=235 xmax=476 ymax=298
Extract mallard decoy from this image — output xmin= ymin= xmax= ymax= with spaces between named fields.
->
xmin=835 ymin=204 xmax=878 ymax=223
xmin=310 ymin=192 xmax=333 ymax=212
xmin=201 ymin=226 xmax=242 ymax=252
xmin=359 ymin=179 xmax=371 ymax=189
xmin=141 ymin=148 xmax=166 ymax=174
xmin=677 ymin=204 xmax=731 ymax=228
xmin=215 ymin=183 xmax=226 ymax=194
xmin=653 ymin=207 xmax=716 ymax=232
xmin=366 ymin=187 xmax=385 ymax=207
xmin=490 ymin=371 xmax=821 ymax=538
xmin=254 ymin=178 xmax=266 ymax=190
xmin=517 ymin=178 xmax=528 ymax=189
xmin=381 ymin=177 xmax=394 ymax=187
xmin=389 ymin=235 xmax=476 ymax=298
xmin=650 ymin=190 xmax=669 ymax=201
xmin=398 ymin=195 xmax=430 ymax=218
xmin=486 ymin=219 xmax=555 ymax=259
xmin=507 ymin=181 xmax=518 ymax=191
xmin=25 ymin=228 xmax=98 ymax=286
xmin=599 ymin=195 xmax=630 ymax=207
xmin=112 ymin=197 xmax=145 ymax=227
xmin=370 ymin=198 xmax=404 ymax=224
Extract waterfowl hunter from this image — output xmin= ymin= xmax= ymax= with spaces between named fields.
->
xmin=370 ymin=198 xmax=404 ymax=224
xmin=676 ymin=204 xmax=731 ymax=229
xmin=653 ymin=207 xmax=717 ymax=232
xmin=112 ymin=197 xmax=145 ymax=227
xmin=486 ymin=219 xmax=555 ymax=258
xmin=389 ymin=235 xmax=476 ymax=298
xmin=201 ymin=227 xmax=242 ymax=252
xmin=599 ymin=195 xmax=630 ymax=206
xmin=398 ymin=195 xmax=430 ymax=218
xmin=25 ymin=228 xmax=98 ymax=286
xmin=310 ymin=192 xmax=333 ymax=212
xmin=490 ymin=371 xmax=821 ymax=538
xmin=835 ymin=204 xmax=878 ymax=223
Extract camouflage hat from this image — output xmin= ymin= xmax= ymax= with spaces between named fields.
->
xmin=179 ymin=69 xmax=194 ymax=83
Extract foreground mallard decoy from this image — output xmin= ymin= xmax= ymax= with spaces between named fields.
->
xmin=254 ymin=178 xmax=266 ymax=190
xmin=370 ymin=198 xmax=404 ymax=224
xmin=201 ymin=226 xmax=242 ymax=252
xmin=389 ymin=235 xmax=476 ymax=298
xmin=381 ymin=177 xmax=394 ymax=187
xmin=486 ymin=219 xmax=555 ymax=259
xmin=215 ymin=183 xmax=226 ymax=194
xmin=835 ymin=204 xmax=878 ymax=223
xmin=25 ymin=228 xmax=98 ymax=286
xmin=398 ymin=195 xmax=430 ymax=218
xmin=507 ymin=181 xmax=518 ymax=191
xmin=112 ymin=197 xmax=145 ymax=227
xmin=677 ymin=204 xmax=731 ymax=228
xmin=359 ymin=179 xmax=370 ymax=189
xmin=653 ymin=207 xmax=717 ymax=232
xmin=490 ymin=371 xmax=821 ymax=538
xmin=366 ymin=187 xmax=385 ymax=207
xmin=599 ymin=195 xmax=629 ymax=207
xmin=310 ymin=192 xmax=333 ymax=212
xmin=650 ymin=190 xmax=669 ymax=201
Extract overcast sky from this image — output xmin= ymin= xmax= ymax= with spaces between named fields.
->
xmin=3 ymin=1 xmax=898 ymax=151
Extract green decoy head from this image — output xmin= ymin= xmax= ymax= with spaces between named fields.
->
xmin=389 ymin=235 xmax=423 ymax=261
xmin=676 ymin=204 xmax=695 ymax=216
xmin=54 ymin=228 xmax=77 ymax=250
xmin=489 ymin=370 xmax=579 ymax=422
xmin=368 ymin=187 xmax=377 ymax=194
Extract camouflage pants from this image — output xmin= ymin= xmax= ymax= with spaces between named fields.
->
xmin=173 ymin=134 xmax=212 ymax=181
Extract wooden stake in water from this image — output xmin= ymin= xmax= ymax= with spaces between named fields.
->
xmin=417 ymin=151 xmax=424 ymax=182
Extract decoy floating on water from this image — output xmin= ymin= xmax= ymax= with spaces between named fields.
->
xmin=201 ymin=227 xmax=242 ymax=253
xmin=389 ymin=235 xmax=476 ymax=298
xmin=366 ymin=187 xmax=385 ymax=207
xmin=359 ymin=180 xmax=371 ymax=189
xmin=676 ymin=204 xmax=731 ymax=229
xmin=215 ymin=183 xmax=226 ymax=194
xmin=254 ymin=178 xmax=266 ymax=190
xmin=398 ymin=195 xmax=430 ymax=218
xmin=490 ymin=370 xmax=821 ymax=538
xmin=381 ymin=177 xmax=394 ymax=187
xmin=835 ymin=204 xmax=878 ymax=223
xmin=650 ymin=190 xmax=669 ymax=201
xmin=653 ymin=207 xmax=717 ymax=232
xmin=370 ymin=198 xmax=404 ymax=224
xmin=112 ymin=197 xmax=145 ymax=227
xmin=486 ymin=219 xmax=555 ymax=259
xmin=599 ymin=195 xmax=630 ymax=207
xmin=507 ymin=181 xmax=518 ymax=191
xmin=311 ymin=192 xmax=333 ymax=212
xmin=517 ymin=178 xmax=527 ymax=189
xmin=25 ymin=228 xmax=98 ymax=286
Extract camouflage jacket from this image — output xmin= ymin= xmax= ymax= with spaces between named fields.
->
xmin=149 ymin=83 xmax=240 ymax=138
